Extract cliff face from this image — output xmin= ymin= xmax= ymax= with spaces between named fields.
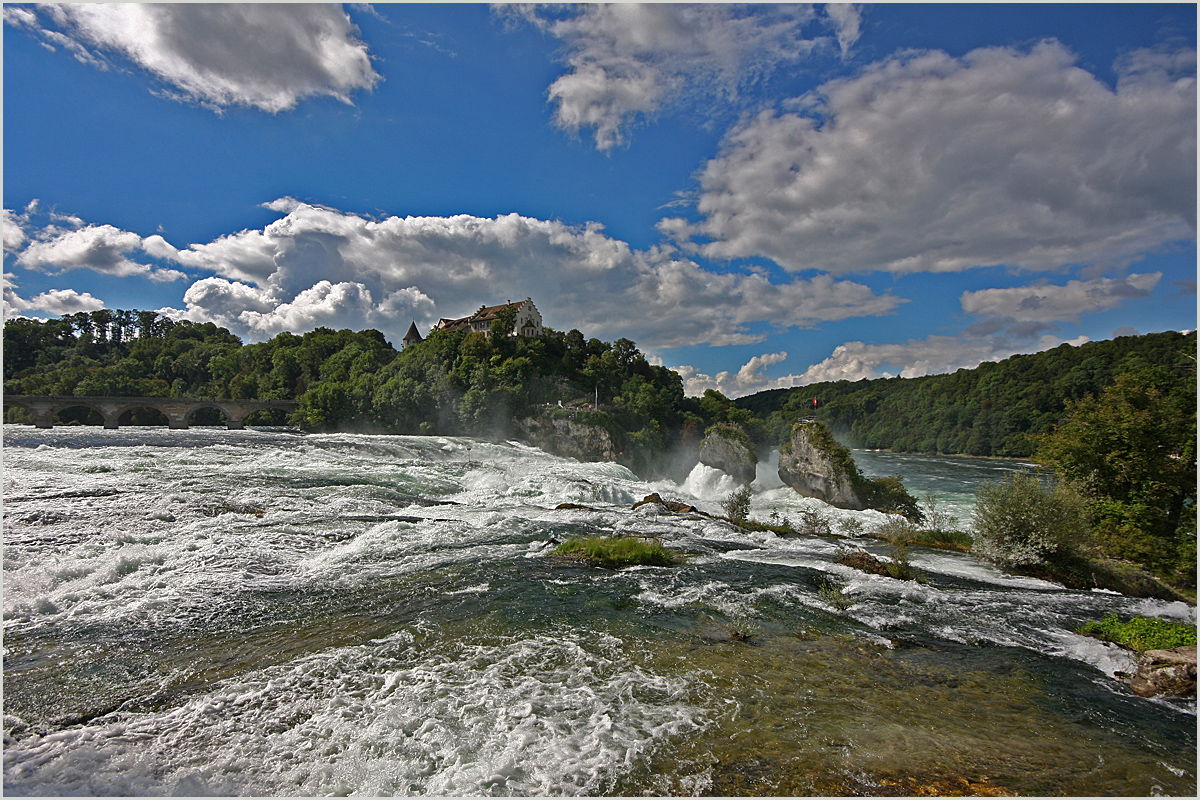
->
xmin=514 ymin=414 xmax=619 ymax=462
xmin=777 ymin=422 xmax=865 ymax=509
xmin=698 ymin=426 xmax=757 ymax=485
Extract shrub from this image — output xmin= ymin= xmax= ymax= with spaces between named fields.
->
xmin=972 ymin=471 xmax=1088 ymax=567
xmin=838 ymin=517 xmax=865 ymax=537
xmin=721 ymin=485 xmax=753 ymax=524
xmin=553 ymin=536 xmax=674 ymax=568
xmin=884 ymin=545 xmax=924 ymax=582
xmin=1080 ymin=612 xmax=1197 ymax=652
xmin=796 ymin=507 xmax=833 ymax=537
xmin=874 ymin=504 xmax=973 ymax=552
xmin=859 ymin=474 xmax=923 ymax=522
xmin=817 ymin=577 xmax=855 ymax=611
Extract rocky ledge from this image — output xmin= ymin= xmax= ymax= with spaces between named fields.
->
xmin=513 ymin=413 xmax=618 ymax=462
xmin=1128 ymin=646 xmax=1196 ymax=698
xmin=777 ymin=421 xmax=865 ymax=509
xmin=698 ymin=425 xmax=757 ymax=485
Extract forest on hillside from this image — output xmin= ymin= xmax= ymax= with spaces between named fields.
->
xmin=2 ymin=309 xmax=760 ymax=475
xmin=738 ymin=330 xmax=1197 ymax=458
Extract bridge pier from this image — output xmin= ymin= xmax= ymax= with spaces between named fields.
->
xmin=163 ymin=406 xmax=191 ymax=429
xmin=97 ymin=403 xmax=122 ymax=430
xmin=33 ymin=406 xmax=55 ymax=429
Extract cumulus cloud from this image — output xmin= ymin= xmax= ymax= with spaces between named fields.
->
xmin=3 ymin=208 xmax=29 ymax=253
xmin=671 ymin=351 xmax=802 ymax=398
xmin=161 ymin=199 xmax=902 ymax=345
xmin=794 ymin=333 xmax=1090 ymax=385
xmin=960 ymin=272 xmax=1161 ymax=323
xmin=506 ymin=3 xmax=851 ymax=151
xmin=662 ymin=40 xmax=1196 ymax=274
xmin=169 ymin=276 xmax=437 ymax=340
xmin=11 ymin=220 xmax=187 ymax=283
xmin=3 ymin=272 xmax=105 ymax=320
xmin=8 ymin=3 xmax=380 ymax=112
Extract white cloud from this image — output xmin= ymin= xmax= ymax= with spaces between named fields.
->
xmin=823 ymin=4 xmax=862 ymax=56
xmin=162 ymin=199 xmax=902 ymax=346
xmin=793 ymin=333 xmax=1090 ymax=385
xmin=3 ymin=208 xmax=29 ymax=253
xmin=12 ymin=4 xmax=380 ymax=112
xmin=14 ymin=222 xmax=186 ymax=282
xmin=172 ymin=278 xmax=437 ymax=340
xmin=672 ymin=350 xmax=801 ymax=398
xmin=507 ymin=3 xmax=846 ymax=151
xmin=960 ymin=272 xmax=1161 ymax=323
xmin=662 ymin=40 xmax=1196 ymax=274
xmin=23 ymin=288 xmax=108 ymax=316
xmin=3 ymin=272 xmax=106 ymax=319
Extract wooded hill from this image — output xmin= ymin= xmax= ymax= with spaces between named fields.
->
xmin=737 ymin=330 xmax=1196 ymax=457
xmin=2 ymin=310 xmax=760 ymax=476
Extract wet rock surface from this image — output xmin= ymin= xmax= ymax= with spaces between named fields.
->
xmin=1129 ymin=645 xmax=1196 ymax=698
xmin=514 ymin=414 xmax=618 ymax=462
xmin=778 ymin=422 xmax=865 ymax=509
xmin=698 ymin=427 xmax=757 ymax=485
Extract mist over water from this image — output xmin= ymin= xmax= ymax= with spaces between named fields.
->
xmin=3 ymin=426 xmax=1195 ymax=796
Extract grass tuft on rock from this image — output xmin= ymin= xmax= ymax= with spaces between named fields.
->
xmin=553 ymin=535 xmax=675 ymax=568
xmin=1079 ymin=612 xmax=1197 ymax=652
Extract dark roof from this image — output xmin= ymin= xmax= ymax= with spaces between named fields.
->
xmin=403 ymin=321 xmax=423 ymax=342
xmin=435 ymin=299 xmax=526 ymax=331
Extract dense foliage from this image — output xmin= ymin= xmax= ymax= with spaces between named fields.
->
xmin=1034 ymin=369 xmax=1196 ymax=584
xmin=3 ymin=310 xmax=755 ymax=476
xmin=971 ymin=472 xmax=1089 ymax=567
xmin=1080 ymin=612 xmax=1197 ymax=652
xmin=739 ymin=330 xmax=1196 ymax=457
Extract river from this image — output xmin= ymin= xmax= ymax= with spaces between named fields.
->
xmin=2 ymin=426 xmax=1195 ymax=796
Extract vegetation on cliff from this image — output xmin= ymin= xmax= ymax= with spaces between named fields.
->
xmin=786 ymin=421 xmax=923 ymax=520
xmin=739 ymin=330 xmax=1195 ymax=458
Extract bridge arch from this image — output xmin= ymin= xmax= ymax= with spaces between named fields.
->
xmin=185 ymin=403 xmax=235 ymax=428
xmin=117 ymin=406 xmax=171 ymax=427
xmin=2 ymin=396 xmax=299 ymax=431
xmin=52 ymin=401 xmax=107 ymax=427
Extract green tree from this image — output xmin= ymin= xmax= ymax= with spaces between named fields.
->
xmin=972 ymin=471 xmax=1089 ymax=568
xmin=1034 ymin=371 xmax=1196 ymax=577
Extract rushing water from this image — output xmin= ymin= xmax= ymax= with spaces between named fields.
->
xmin=3 ymin=426 xmax=1195 ymax=796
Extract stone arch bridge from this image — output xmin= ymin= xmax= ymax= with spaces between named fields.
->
xmin=3 ymin=395 xmax=299 ymax=430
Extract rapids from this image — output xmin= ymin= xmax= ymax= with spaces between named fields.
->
xmin=2 ymin=426 xmax=1195 ymax=796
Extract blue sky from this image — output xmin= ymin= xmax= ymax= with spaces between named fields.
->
xmin=4 ymin=3 xmax=1196 ymax=397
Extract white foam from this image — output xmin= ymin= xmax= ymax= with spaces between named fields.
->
xmin=2 ymin=630 xmax=709 ymax=796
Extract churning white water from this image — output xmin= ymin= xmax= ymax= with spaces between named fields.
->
xmin=3 ymin=426 xmax=1195 ymax=796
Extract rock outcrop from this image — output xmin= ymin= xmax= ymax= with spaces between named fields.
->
xmin=513 ymin=414 xmax=618 ymax=462
xmin=1129 ymin=646 xmax=1196 ymax=698
xmin=631 ymin=492 xmax=709 ymax=516
xmin=698 ymin=425 xmax=757 ymax=485
xmin=777 ymin=422 xmax=865 ymax=510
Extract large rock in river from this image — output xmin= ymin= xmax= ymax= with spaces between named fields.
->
xmin=777 ymin=421 xmax=865 ymax=510
xmin=513 ymin=413 xmax=619 ymax=462
xmin=698 ymin=425 xmax=757 ymax=485
xmin=1129 ymin=646 xmax=1196 ymax=698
